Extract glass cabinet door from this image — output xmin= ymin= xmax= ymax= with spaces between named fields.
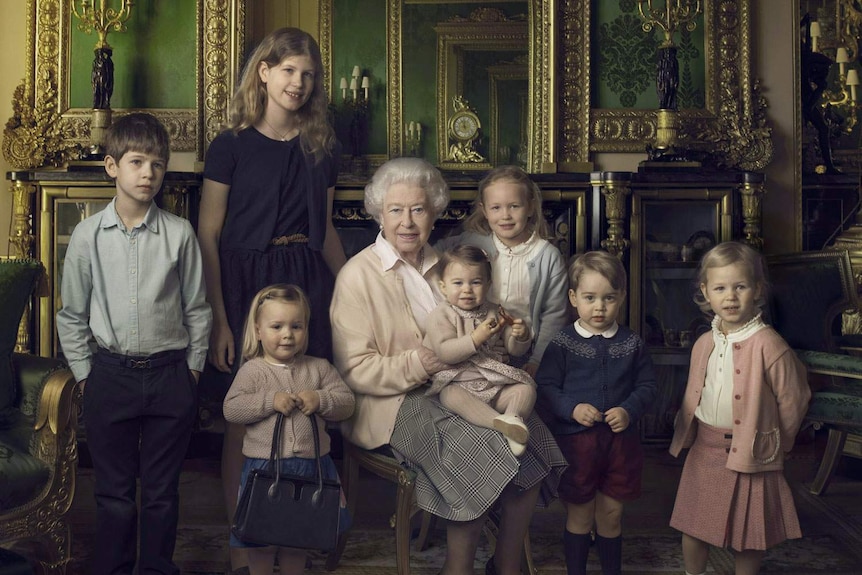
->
xmin=629 ymin=188 xmax=734 ymax=442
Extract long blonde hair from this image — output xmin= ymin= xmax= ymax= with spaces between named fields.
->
xmin=463 ymin=165 xmax=549 ymax=239
xmin=227 ymin=27 xmax=335 ymax=162
xmin=241 ymin=284 xmax=311 ymax=361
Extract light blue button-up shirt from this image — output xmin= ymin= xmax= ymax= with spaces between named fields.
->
xmin=56 ymin=198 xmax=212 ymax=382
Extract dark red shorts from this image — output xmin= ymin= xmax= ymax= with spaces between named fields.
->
xmin=555 ymin=424 xmax=644 ymax=504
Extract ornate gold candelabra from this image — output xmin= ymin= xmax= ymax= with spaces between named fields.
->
xmin=70 ymin=0 xmax=135 ymax=157
xmin=636 ymin=0 xmax=702 ymax=156
xmin=339 ymin=65 xmax=370 ymax=175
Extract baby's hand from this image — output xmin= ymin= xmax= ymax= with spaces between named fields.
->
xmin=295 ymin=390 xmax=321 ymax=416
xmin=573 ymin=403 xmax=603 ymax=427
xmin=472 ymin=316 xmax=502 ymax=346
xmin=510 ymin=318 xmax=530 ymax=341
xmin=274 ymin=391 xmax=297 ymax=415
xmin=604 ymin=407 xmax=630 ymax=433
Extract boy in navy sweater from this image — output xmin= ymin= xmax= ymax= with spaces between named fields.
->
xmin=535 ymin=251 xmax=656 ymax=575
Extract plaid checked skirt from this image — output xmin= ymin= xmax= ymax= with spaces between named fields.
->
xmin=389 ymin=389 xmax=567 ymax=521
xmin=669 ymin=420 xmax=801 ymax=551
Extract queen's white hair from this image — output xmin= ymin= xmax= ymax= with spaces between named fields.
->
xmin=364 ymin=157 xmax=449 ymax=223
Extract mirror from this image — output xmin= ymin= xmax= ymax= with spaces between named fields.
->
xmin=4 ymin=0 xmax=245 ymax=166
xmin=321 ymin=0 xmax=554 ymax=172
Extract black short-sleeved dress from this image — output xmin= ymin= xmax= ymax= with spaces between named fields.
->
xmin=203 ymin=127 xmax=340 ymax=397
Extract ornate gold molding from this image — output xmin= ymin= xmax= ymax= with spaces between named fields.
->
xmin=4 ymin=0 xmax=244 ymax=164
xmin=565 ymin=0 xmax=772 ymax=170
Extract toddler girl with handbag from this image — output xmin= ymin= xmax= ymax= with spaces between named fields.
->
xmin=224 ymin=284 xmax=354 ymax=575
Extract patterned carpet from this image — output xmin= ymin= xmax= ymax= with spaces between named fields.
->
xmin=52 ymin=441 xmax=862 ymax=574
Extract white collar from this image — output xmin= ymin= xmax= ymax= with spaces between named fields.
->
xmin=371 ymin=231 xmax=437 ymax=274
xmin=574 ymin=319 xmax=619 ymax=339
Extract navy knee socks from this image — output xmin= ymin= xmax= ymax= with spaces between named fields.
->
xmin=595 ymin=534 xmax=622 ymax=575
xmin=563 ymin=531 xmax=591 ymax=575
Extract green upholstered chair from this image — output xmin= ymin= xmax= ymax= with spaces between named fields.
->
xmin=766 ymin=250 xmax=862 ymax=495
xmin=0 ymin=259 xmax=78 ymax=574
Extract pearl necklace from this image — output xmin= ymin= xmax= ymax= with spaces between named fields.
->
xmin=262 ymin=116 xmax=291 ymax=141
xmin=413 ymin=249 xmax=425 ymax=273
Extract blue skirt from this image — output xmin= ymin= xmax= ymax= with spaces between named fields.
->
xmin=230 ymin=455 xmax=351 ymax=548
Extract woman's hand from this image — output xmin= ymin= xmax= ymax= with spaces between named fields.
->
xmin=523 ymin=362 xmax=539 ymax=378
xmin=208 ymin=318 xmax=235 ymax=373
xmin=604 ymin=407 xmax=630 ymax=433
xmin=572 ymin=403 xmax=603 ymax=427
xmin=418 ymin=346 xmax=449 ymax=375
xmin=274 ymin=391 xmax=298 ymax=415
xmin=294 ymin=390 xmax=321 ymax=415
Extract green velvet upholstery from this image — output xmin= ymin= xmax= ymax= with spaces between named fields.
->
xmin=0 ymin=260 xmax=44 ymax=411
xmin=0 ymin=260 xmax=78 ymax=573
xmin=766 ymin=250 xmax=862 ymax=495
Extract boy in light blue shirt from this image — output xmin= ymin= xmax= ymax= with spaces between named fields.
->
xmin=56 ymin=112 xmax=211 ymax=575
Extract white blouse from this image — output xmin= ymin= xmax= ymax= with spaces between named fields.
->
xmin=694 ymin=313 xmax=767 ymax=428
xmin=490 ymin=231 xmax=543 ymax=328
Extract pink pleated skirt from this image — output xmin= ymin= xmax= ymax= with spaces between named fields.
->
xmin=669 ymin=420 xmax=802 ymax=551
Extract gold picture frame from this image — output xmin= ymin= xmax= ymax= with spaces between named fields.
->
xmin=560 ymin=0 xmax=771 ymax=170
xmin=5 ymin=0 xmax=245 ymax=166
xmin=319 ymin=0 xmax=554 ymax=172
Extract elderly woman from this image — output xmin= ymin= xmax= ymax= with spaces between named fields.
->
xmin=330 ymin=157 xmax=566 ymax=575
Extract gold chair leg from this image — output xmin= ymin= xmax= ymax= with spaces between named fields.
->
xmin=325 ymin=447 xmax=359 ymax=571
xmin=394 ymin=471 xmax=416 ymax=575
xmin=416 ymin=511 xmax=436 ymax=551
xmin=810 ymin=427 xmax=848 ymax=496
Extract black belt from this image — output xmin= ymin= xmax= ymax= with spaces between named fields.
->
xmin=95 ymin=348 xmax=186 ymax=369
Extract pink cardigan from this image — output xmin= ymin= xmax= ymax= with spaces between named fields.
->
xmin=330 ymin=245 xmax=439 ymax=449
xmin=669 ymin=326 xmax=811 ymax=473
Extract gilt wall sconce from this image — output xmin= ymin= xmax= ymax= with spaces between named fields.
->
xmin=339 ymin=64 xmax=370 ymax=176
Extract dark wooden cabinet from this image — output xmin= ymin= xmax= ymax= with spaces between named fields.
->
xmin=592 ymin=167 xmax=765 ymax=442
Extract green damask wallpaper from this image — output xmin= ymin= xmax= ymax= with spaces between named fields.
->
xmin=69 ymin=0 xmax=196 ymax=110
xmin=593 ymin=0 xmax=705 ymax=110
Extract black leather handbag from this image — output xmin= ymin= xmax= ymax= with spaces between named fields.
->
xmin=231 ymin=412 xmax=342 ymax=550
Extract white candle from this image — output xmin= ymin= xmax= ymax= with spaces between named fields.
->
xmin=352 ymin=65 xmax=361 ymax=78
xmin=416 ymin=122 xmax=421 ymax=141
xmin=810 ymin=21 xmax=821 ymax=52
xmin=340 ymin=77 xmax=348 ymax=100
xmin=361 ymin=76 xmax=369 ymax=99
xmin=847 ymin=69 xmax=860 ymax=102
xmin=409 ymin=121 xmax=415 ymax=138
xmin=349 ymin=77 xmax=358 ymax=100
xmin=838 ymin=47 xmax=850 ymax=76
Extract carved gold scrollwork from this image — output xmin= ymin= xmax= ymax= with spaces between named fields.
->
xmin=9 ymin=180 xmax=36 ymax=259
xmin=738 ymin=180 xmax=765 ymax=249
xmin=13 ymin=0 xmax=244 ymax=162
xmin=599 ymin=183 xmax=632 ymax=257
xmin=564 ymin=0 xmax=772 ymax=170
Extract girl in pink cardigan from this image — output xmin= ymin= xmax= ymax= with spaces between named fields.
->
xmin=669 ymin=242 xmax=810 ymax=575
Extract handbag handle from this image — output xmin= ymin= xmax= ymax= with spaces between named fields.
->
xmin=267 ymin=411 xmax=327 ymax=507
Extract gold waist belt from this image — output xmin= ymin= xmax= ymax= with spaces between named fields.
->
xmin=270 ymin=234 xmax=309 ymax=246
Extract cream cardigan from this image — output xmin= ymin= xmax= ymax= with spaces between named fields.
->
xmin=330 ymin=244 xmax=441 ymax=449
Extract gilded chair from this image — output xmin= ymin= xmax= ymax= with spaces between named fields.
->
xmin=325 ymin=440 xmax=536 ymax=575
xmin=0 ymin=260 xmax=78 ymax=574
xmin=766 ymin=249 xmax=862 ymax=495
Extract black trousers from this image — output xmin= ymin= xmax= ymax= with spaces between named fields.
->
xmin=83 ymin=350 xmax=196 ymax=575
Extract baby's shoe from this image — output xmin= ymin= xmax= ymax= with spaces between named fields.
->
xmin=504 ymin=436 xmax=527 ymax=457
xmin=493 ymin=414 xmax=530 ymax=444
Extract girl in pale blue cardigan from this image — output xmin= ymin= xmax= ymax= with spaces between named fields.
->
xmin=438 ymin=166 xmax=569 ymax=377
